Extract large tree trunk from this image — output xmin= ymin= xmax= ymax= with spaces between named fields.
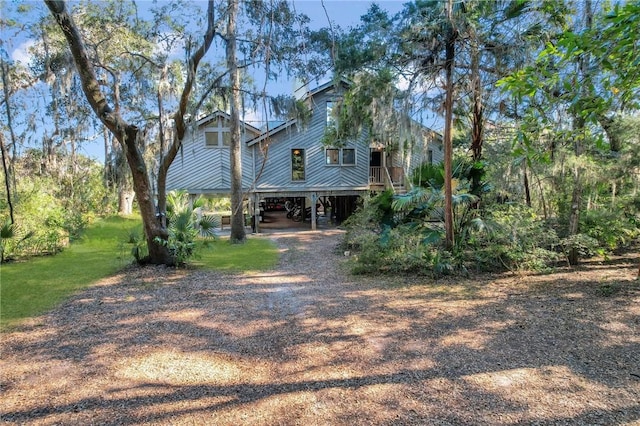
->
xmin=598 ymin=114 xmax=622 ymax=152
xmin=118 ymin=187 xmax=135 ymax=215
xmin=45 ymin=0 xmax=173 ymax=265
xmin=47 ymin=0 xmax=216 ymax=265
xmin=470 ymin=38 xmax=484 ymax=163
xmin=442 ymin=0 xmax=456 ymax=250
xmin=0 ymin=133 xmax=13 ymax=224
xmin=122 ymin=127 xmax=173 ymax=265
xmin=227 ymin=0 xmax=246 ymax=243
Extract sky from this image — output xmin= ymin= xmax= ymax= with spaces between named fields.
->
xmin=5 ymin=1 xmax=409 ymax=162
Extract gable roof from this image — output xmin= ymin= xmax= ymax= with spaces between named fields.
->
xmin=247 ymin=118 xmax=298 ymax=147
xmin=195 ymin=110 xmax=262 ymax=135
xmin=246 ymin=78 xmax=352 ymax=147
xmin=296 ymin=76 xmax=353 ymax=100
xmin=245 ymin=76 xmax=442 ymax=148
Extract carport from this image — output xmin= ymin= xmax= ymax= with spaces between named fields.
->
xmin=251 ymin=191 xmax=363 ymax=233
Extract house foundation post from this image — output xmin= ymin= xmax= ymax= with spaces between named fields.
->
xmin=311 ymin=192 xmax=317 ymax=231
xmin=253 ymin=193 xmax=260 ymax=233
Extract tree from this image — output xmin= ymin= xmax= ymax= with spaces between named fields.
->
xmin=497 ymin=0 xmax=639 ymax=265
xmin=0 ymin=59 xmax=16 ymax=224
xmin=324 ymin=1 xmax=546 ymax=250
xmin=45 ymin=0 xmax=216 ymax=265
xmin=226 ymin=0 xmax=244 ymax=243
xmin=441 ymin=0 xmax=456 ymax=249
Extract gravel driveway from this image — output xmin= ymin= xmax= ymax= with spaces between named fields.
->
xmin=1 ymin=230 xmax=639 ymax=425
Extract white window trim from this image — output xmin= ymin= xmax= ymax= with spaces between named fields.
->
xmin=204 ymin=118 xmax=231 ymax=148
xmin=325 ymin=147 xmax=356 ymax=166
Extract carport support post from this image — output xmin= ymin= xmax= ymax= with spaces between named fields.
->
xmin=311 ymin=192 xmax=317 ymax=231
xmin=253 ymin=193 xmax=260 ymax=233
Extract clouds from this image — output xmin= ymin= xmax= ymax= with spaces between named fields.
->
xmin=11 ymin=39 xmax=35 ymax=65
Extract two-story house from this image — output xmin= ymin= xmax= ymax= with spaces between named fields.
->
xmin=166 ymin=79 xmax=443 ymax=232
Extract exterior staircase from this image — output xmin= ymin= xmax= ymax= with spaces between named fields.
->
xmin=370 ymin=166 xmax=407 ymax=194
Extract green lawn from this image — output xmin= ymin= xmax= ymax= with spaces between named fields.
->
xmin=0 ymin=216 xmax=278 ymax=331
xmin=192 ymin=237 xmax=279 ymax=272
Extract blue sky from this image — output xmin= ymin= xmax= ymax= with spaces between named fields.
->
xmin=5 ymin=1 xmax=408 ymax=162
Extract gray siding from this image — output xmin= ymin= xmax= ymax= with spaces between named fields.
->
xmin=166 ymin=83 xmax=442 ymax=198
xmin=167 ymin=121 xmax=257 ymax=194
xmin=403 ymin=130 xmax=444 ymax=172
xmin=252 ymin=89 xmax=370 ymax=193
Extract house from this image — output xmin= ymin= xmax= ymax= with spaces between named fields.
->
xmin=166 ymin=79 xmax=443 ymax=232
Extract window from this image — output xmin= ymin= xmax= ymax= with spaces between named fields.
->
xmin=325 ymin=147 xmax=356 ymax=166
xmin=204 ymin=117 xmax=231 ymax=148
xmin=342 ymin=148 xmax=355 ymax=165
xmin=221 ymin=131 xmax=231 ymax=147
xmin=326 ymin=101 xmax=336 ymax=127
xmin=291 ymin=149 xmax=305 ymax=181
xmin=428 ymin=149 xmax=433 ymax=164
xmin=205 ymin=132 xmax=218 ymax=147
xmin=326 ymin=148 xmax=339 ymax=165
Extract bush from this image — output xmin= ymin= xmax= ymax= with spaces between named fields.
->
xmin=343 ymin=191 xmax=563 ymax=276
xmin=580 ymin=209 xmax=639 ymax=252
xmin=471 ymin=204 xmax=561 ymax=271
xmin=155 ymin=190 xmax=218 ymax=266
xmin=347 ymin=225 xmax=437 ymax=275
xmin=557 ymin=233 xmax=600 ymax=260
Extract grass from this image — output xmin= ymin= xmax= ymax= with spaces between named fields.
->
xmin=193 ymin=237 xmax=279 ymax=272
xmin=0 ymin=216 xmax=278 ymax=331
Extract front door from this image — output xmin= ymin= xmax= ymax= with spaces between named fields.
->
xmin=370 ymin=150 xmax=382 ymax=167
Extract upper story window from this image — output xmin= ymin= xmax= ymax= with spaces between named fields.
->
xmin=325 ymin=147 xmax=355 ymax=166
xmin=326 ymin=100 xmax=340 ymax=129
xmin=326 ymin=148 xmax=339 ymax=165
xmin=342 ymin=148 xmax=355 ymax=165
xmin=291 ymin=148 xmax=305 ymax=181
xmin=204 ymin=117 xmax=231 ymax=148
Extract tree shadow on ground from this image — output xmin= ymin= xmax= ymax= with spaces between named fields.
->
xmin=1 ymin=231 xmax=639 ymax=425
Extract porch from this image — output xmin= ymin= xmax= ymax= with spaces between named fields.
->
xmin=369 ymin=166 xmax=405 ymax=191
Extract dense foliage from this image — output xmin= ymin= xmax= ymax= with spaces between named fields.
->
xmin=0 ymin=150 xmax=114 ymax=262
xmin=343 ymin=178 xmax=638 ymax=277
xmin=1 ymin=0 xmax=639 ymax=274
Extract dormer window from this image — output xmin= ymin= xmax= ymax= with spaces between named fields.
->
xmin=204 ymin=117 xmax=231 ymax=148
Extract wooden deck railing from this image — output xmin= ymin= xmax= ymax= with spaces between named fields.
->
xmin=370 ymin=166 xmax=384 ymax=184
xmin=370 ymin=166 xmax=404 ymax=186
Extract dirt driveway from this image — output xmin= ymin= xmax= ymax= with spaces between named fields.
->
xmin=1 ymin=230 xmax=639 ymax=425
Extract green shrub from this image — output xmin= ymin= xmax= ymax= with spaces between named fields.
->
xmin=123 ymin=226 xmax=148 ymax=264
xmin=0 ymin=221 xmax=34 ymax=262
xmin=343 ymin=190 xmax=563 ymax=276
xmin=580 ymin=209 xmax=639 ymax=251
xmin=473 ymin=204 xmax=561 ymax=271
xmin=557 ymin=233 xmax=600 ymax=260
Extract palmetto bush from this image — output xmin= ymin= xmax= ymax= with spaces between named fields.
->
xmin=0 ymin=221 xmax=34 ymax=263
xmin=343 ymin=180 xmax=483 ymax=276
xmin=343 ymin=163 xmax=561 ymax=275
xmin=155 ymin=190 xmax=219 ymax=266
